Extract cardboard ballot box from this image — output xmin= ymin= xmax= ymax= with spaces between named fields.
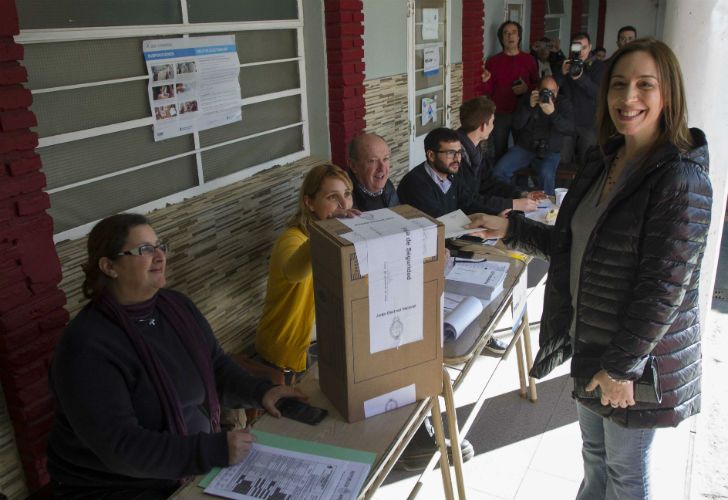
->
xmin=309 ymin=205 xmax=445 ymax=423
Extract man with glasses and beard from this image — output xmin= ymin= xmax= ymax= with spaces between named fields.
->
xmin=397 ymin=127 xmax=500 ymax=218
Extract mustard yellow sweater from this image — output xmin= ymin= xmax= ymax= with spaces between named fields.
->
xmin=255 ymin=226 xmax=313 ymax=372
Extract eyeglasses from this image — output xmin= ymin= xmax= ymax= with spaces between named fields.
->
xmin=437 ymin=149 xmax=464 ymax=159
xmin=117 ymin=242 xmax=169 ymax=257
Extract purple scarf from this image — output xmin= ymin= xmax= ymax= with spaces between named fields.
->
xmin=94 ymin=288 xmax=221 ymax=435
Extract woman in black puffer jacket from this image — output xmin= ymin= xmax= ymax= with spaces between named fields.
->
xmin=467 ymin=38 xmax=712 ymax=499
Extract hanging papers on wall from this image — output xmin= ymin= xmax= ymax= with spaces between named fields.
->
xmin=203 ymin=430 xmax=374 ymax=500
xmin=422 ymin=8 xmax=439 ymax=40
xmin=143 ymin=35 xmax=242 ymax=141
xmin=421 ymin=97 xmax=436 ymax=126
xmin=423 ymin=46 xmax=440 ymax=76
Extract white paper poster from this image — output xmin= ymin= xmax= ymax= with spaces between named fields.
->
xmin=143 ymin=35 xmax=242 ymax=141
xmin=338 ymin=209 xmax=438 ymax=354
xmin=367 ymin=229 xmax=424 ymax=353
xmin=363 ymin=384 xmax=416 ymax=418
xmin=422 ymin=8 xmax=439 ymax=40
xmin=423 ymin=46 xmax=440 ymax=77
xmin=421 ymin=97 xmax=436 ymax=126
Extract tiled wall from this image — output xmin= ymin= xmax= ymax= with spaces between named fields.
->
xmin=56 ymin=156 xmax=324 ymax=353
xmin=450 ymin=63 xmax=464 ymax=130
xmin=363 ymin=73 xmax=410 ymax=183
xmin=362 ymin=62 xmax=463 ymax=185
xmin=0 ymin=386 xmax=27 ymax=500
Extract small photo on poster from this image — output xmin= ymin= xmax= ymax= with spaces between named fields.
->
xmin=152 ymin=84 xmax=175 ymax=100
xmin=154 ymin=104 xmax=178 ymax=120
xmin=179 ymin=100 xmax=198 ymax=114
xmin=151 ymin=64 xmax=174 ymax=81
xmin=175 ymin=82 xmax=194 ymax=95
xmin=176 ymin=61 xmax=197 ymax=74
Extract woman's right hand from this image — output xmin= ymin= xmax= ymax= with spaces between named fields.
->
xmin=227 ymin=427 xmax=255 ymax=465
xmin=465 ymin=213 xmax=509 ymax=240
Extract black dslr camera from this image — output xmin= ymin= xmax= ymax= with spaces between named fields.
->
xmin=568 ymin=42 xmax=584 ymax=78
xmin=539 ymin=88 xmax=553 ymax=104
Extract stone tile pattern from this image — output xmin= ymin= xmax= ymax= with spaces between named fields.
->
xmin=1 ymin=384 xmax=27 ymax=500
xmin=363 ymin=73 xmax=410 ymax=183
xmin=362 ymin=63 xmax=463 ymax=186
xmin=57 ymin=156 xmax=323 ymax=354
xmin=450 ymin=63 xmax=464 ymax=130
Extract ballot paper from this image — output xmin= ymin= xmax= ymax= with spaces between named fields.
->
xmin=445 ymin=260 xmax=510 ymax=300
xmin=203 ymin=431 xmax=374 ymax=500
xmin=444 ymin=295 xmax=483 ymax=341
xmin=437 ymin=209 xmax=494 ymax=240
xmin=339 ymin=208 xmax=438 ymax=354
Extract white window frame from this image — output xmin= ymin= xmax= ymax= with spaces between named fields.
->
xmin=16 ymin=0 xmax=310 ymax=243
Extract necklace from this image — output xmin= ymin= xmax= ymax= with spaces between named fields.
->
xmin=605 ymin=153 xmax=621 ymax=188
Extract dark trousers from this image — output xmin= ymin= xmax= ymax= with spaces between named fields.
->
xmin=561 ymin=127 xmax=597 ymax=167
xmin=491 ymin=112 xmax=515 ymax=163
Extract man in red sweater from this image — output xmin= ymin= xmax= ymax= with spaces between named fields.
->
xmin=478 ymin=21 xmax=539 ymax=162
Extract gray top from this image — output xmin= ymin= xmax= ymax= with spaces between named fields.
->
xmin=568 ymin=154 xmax=632 ymax=338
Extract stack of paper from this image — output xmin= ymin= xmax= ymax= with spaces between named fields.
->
xmin=445 ymin=260 xmax=509 ymax=300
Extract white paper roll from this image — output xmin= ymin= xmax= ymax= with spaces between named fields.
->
xmin=444 ymin=296 xmax=484 ymax=341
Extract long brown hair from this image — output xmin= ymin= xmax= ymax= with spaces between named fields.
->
xmin=82 ymin=213 xmax=150 ymax=299
xmin=596 ymin=37 xmax=693 ymax=153
xmin=288 ymin=163 xmax=352 ymax=235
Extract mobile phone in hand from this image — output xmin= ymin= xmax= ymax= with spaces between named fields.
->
xmin=275 ymin=398 xmax=328 ymax=425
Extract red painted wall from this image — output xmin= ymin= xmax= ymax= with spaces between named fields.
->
xmin=0 ymin=0 xmax=68 ymax=492
xmin=530 ymin=0 xmax=546 ymax=43
xmin=461 ymin=0 xmax=485 ymax=101
xmin=324 ymin=0 xmax=366 ymax=167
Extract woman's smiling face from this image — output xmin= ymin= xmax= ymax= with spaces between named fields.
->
xmin=608 ymin=50 xmax=664 ymax=144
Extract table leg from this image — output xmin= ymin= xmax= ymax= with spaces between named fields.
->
xmin=442 ymin=368 xmax=466 ymax=499
xmin=515 ymin=334 xmax=527 ymax=398
xmin=521 ymin=310 xmax=538 ymax=402
xmin=430 ymin=396 xmax=455 ymax=500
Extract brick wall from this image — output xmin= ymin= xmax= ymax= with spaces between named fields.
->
xmin=596 ymin=0 xmax=606 ymax=48
xmin=0 ymin=0 xmax=67 ymax=493
xmin=530 ymin=0 xmax=545 ymax=42
xmin=325 ymin=0 xmax=366 ymax=166
xmin=461 ymin=0 xmax=484 ymax=101
xmin=571 ymin=0 xmax=584 ymax=38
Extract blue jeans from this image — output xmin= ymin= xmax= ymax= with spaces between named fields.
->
xmin=576 ymin=403 xmax=656 ymax=500
xmin=492 ymin=144 xmax=560 ymax=195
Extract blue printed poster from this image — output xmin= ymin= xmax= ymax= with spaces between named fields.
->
xmin=143 ymin=35 xmax=242 ymax=141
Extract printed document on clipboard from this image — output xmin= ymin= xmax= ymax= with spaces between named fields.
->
xmin=202 ymin=430 xmax=375 ymax=500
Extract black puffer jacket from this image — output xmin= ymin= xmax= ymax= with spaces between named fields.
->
xmin=505 ymin=128 xmax=712 ymax=428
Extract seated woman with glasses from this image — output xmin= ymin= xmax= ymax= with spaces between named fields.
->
xmin=47 ymin=213 xmax=305 ymax=499
xmin=397 ymin=127 xmax=508 ymax=218
xmin=255 ymin=163 xmax=359 ymax=383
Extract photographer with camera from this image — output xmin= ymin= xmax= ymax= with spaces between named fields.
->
xmin=491 ymin=76 xmax=574 ymax=195
xmin=560 ymin=32 xmax=605 ymax=166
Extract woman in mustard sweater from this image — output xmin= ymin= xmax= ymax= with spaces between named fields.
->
xmin=255 ymin=163 xmax=358 ymax=381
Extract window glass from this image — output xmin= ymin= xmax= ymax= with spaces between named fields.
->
xmin=17 ymin=0 xmax=182 ymax=29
